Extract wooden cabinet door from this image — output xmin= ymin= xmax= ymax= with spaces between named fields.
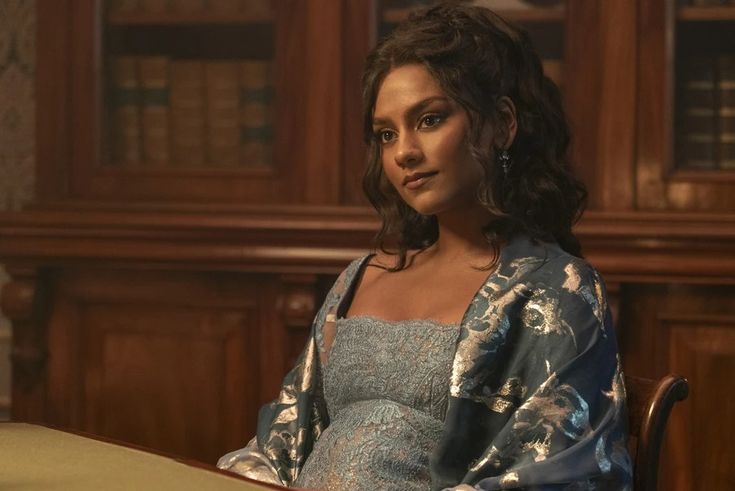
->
xmin=618 ymin=284 xmax=735 ymax=490
xmin=44 ymin=269 xmax=282 ymax=463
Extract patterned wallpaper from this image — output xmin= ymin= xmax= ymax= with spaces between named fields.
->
xmin=0 ymin=0 xmax=36 ymax=419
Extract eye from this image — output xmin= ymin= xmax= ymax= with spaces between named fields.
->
xmin=375 ymin=129 xmax=396 ymax=144
xmin=419 ymin=113 xmax=444 ymax=129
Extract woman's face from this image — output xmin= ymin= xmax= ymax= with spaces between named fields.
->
xmin=372 ymin=64 xmax=491 ymax=217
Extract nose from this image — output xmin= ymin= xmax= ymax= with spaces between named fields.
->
xmin=394 ymin=133 xmax=423 ymax=168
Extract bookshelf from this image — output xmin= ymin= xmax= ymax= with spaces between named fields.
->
xmin=674 ymin=2 xmax=735 ymax=173
xmin=678 ymin=6 xmax=735 ymax=21
xmin=36 ymin=0 xmax=345 ymax=205
xmin=376 ymin=0 xmax=566 ymax=90
xmin=105 ymin=1 xmax=275 ymax=172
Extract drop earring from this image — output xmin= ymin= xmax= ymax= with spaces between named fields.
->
xmin=497 ymin=149 xmax=511 ymax=177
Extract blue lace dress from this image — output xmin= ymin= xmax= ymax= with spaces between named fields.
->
xmin=293 ymin=316 xmax=459 ymax=490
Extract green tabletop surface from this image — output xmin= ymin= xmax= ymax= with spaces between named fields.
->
xmin=0 ymin=422 xmax=279 ymax=490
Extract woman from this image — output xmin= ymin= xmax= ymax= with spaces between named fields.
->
xmin=219 ymin=3 xmax=632 ymax=490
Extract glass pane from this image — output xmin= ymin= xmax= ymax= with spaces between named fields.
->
xmin=675 ymin=2 xmax=735 ymax=171
xmin=103 ymin=0 xmax=275 ymax=169
xmin=376 ymin=0 xmax=566 ymax=90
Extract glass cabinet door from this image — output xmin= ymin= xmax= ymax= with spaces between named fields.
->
xmin=674 ymin=2 xmax=735 ymax=171
xmin=53 ymin=0 xmax=326 ymax=205
xmin=105 ymin=0 xmax=275 ymax=170
xmin=636 ymin=0 xmax=735 ymax=212
xmin=376 ymin=0 xmax=566 ymax=92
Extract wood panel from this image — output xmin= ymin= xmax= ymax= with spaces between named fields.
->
xmin=340 ymin=0 xmax=372 ymax=206
xmin=44 ymin=269 xmax=273 ymax=463
xmin=666 ymin=319 xmax=735 ymax=491
xmin=617 ymin=284 xmax=735 ymax=489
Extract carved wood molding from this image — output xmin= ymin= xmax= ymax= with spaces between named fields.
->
xmin=0 ymin=267 xmax=47 ymax=420
xmin=0 ymin=207 xmax=734 ymax=282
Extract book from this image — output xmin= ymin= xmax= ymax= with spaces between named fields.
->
xmin=205 ymin=62 xmax=241 ymax=166
xmin=678 ymin=56 xmax=717 ymax=169
xmin=110 ymin=57 xmax=142 ymax=165
xmin=139 ymin=56 xmax=171 ymax=165
xmin=239 ymin=60 xmax=273 ymax=166
xmin=717 ymin=54 xmax=735 ymax=169
xmin=170 ymin=61 xmax=206 ymax=166
xmin=690 ymin=0 xmax=730 ymax=5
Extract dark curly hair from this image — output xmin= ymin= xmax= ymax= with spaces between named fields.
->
xmin=362 ymin=1 xmax=587 ymax=270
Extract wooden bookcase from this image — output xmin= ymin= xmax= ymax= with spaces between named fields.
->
xmin=1 ymin=0 xmax=734 ymax=488
xmin=637 ymin=0 xmax=735 ymax=211
xmin=36 ymin=0 xmax=345 ymax=206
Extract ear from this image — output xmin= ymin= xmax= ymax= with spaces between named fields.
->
xmin=495 ymin=96 xmax=518 ymax=149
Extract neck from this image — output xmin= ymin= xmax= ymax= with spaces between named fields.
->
xmin=429 ymin=205 xmax=497 ymax=263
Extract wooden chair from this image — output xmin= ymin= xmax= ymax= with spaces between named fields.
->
xmin=625 ymin=374 xmax=689 ymax=491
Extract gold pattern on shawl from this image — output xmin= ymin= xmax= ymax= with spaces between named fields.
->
xmin=450 ymin=286 xmax=518 ymax=398
xmin=514 ymin=372 xmax=592 ymax=455
xmin=499 ymin=471 xmax=520 ymax=487
xmin=603 ymin=357 xmax=626 ymax=407
xmin=562 ymin=263 xmax=581 ymax=293
xmin=450 ymin=253 xmax=548 ymax=398
xmin=592 ymin=274 xmax=606 ymax=324
xmin=482 ymin=377 xmax=528 ymax=413
xmin=298 ymin=340 xmax=318 ymax=392
xmin=277 ymin=386 xmax=297 ymax=406
xmin=597 ymin=357 xmax=633 ymax=476
xmin=521 ymin=293 xmax=566 ymax=336
xmin=273 ymin=405 xmax=299 ymax=426
xmin=293 ymin=427 xmax=308 ymax=461
xmin=563 ymin=263 xmax=606 ymax=326
xmin=469 ymin=445 xmax=502 ymax=472
xmin=522 ymin=433 xmax=552 ymax=462
xmin=489 ymin=398 xmax=514 ymax=413
xmin=499 ymin=376 xmax=526 ymax=397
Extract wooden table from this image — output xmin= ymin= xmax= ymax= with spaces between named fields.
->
xmin=0 ymin=422 xmax=284 ymax=490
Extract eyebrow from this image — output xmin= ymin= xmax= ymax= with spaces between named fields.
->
xmin=372 ymin=96 xmax=450 ymax=127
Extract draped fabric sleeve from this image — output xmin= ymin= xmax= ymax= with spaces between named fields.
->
xmin=217 ymin=257 xmax=369 ymax=486
xmin=433 ymin=254 xmax=633 ymax=491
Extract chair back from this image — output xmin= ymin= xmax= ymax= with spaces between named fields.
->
xmin=625 ymin=374 xmax=689 ymax=491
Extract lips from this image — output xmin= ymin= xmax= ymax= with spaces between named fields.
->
xmin=403 ymin=171 xmax=437 ymax=189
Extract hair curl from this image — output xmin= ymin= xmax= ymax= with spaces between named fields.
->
xmin=362 ymin=1 xmax=587 ymax=270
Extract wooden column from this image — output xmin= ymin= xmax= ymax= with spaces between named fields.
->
xmin=1 ymin=267 xmax=48 ymax=422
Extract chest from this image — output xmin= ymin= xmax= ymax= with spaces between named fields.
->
xmin=346 ymin=264 xmax=490 ymax=325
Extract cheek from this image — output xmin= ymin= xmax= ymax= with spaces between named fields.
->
xmin=381 ymin=153 xmax=401 ymax=187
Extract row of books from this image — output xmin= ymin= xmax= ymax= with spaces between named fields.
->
xmin=678 ymin=54 xmax=735 ymax=170
xmin=110 ymin=57 xmax=273 ymax=167
xmin=109 ymin=0 xmax=271 ymax=15
xmin=686 ymin=0 xmax=735 ymax=6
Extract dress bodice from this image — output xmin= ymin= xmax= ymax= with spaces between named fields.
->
xmin=293 ymin=315 xmax=459 ymax=491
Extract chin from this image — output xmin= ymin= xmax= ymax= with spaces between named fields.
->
xmin=402 ymin=198 xmax=449 ymax=217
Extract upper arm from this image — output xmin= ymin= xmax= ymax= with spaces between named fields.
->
xmin=449 ymin=258 xmax=632 ymax=489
